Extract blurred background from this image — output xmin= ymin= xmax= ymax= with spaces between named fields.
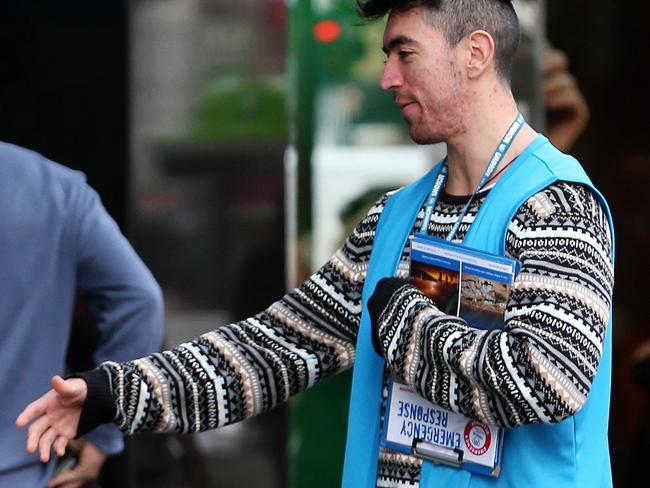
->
xmin=0 ymin=0 xmax=647 ymax=487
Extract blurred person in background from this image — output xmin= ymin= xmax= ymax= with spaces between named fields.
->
xmin=16 ymin=1 xmax=614 ymax=487
xmin=543 ymin=43 xmax=589 ymax=152
xmin=0 ymin=141 xmax=164 ymax=488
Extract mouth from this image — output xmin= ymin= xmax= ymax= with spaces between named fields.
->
xmin=396 ymin=100 xmax=414 ymax=110
xmin=396 ymin=100 xmax=418 ymax=119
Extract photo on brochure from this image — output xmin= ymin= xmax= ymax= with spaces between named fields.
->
xmin=409 ymin=235 xmax=520 ymax=331
xmin=458 ymin=274 xmax=510 ymax=330
xmin=410 ymin=260 xmax=460 ymax=316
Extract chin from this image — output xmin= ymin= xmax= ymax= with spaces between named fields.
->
xmin=409 ymin=130 xmax=445 ymax=145
xmin=407 ymin=119 xmax=454 ymax=145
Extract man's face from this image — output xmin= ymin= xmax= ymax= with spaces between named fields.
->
xmin=380 ymin=7 xmax=468 ymax=144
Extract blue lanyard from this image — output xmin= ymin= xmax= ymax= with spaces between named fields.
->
xmin=420 ymin=113 xmax=525 ymax=241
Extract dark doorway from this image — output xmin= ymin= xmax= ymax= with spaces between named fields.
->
xmin=0 ymin=1 xmax=129 ymax=225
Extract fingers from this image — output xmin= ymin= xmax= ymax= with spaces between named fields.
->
xmin=48 ymin=468 xmax=84 ymax=488
xmin=48 ymin=439 xmax=106 ymax=488
xmin=546 ymin=91 xmax=585 ymax=114
xmin=16 ymin=397 xmax=48 ymax=429
xmin=543 ymin=48 xmax=588 ymax=111
xmin=74 ymin=440 xmax=106 ymax=479
xmin=543 ymin=50 xmax=589 ymax=153
xmin=544 ymin=71 xmax=577 ymax=97
xmin=26 ymin=415 xmax=53 ymax=453
xmin=53 ymin=436 xmax=69 ymax=458
xmin=544 ymin=47 xmax=569 ymax=75
xmin=17 ymin=376 xmax=82 ymax=430
xmin=38 ymin=427 xmax=59 ymax=463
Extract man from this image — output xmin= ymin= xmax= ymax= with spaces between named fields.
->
xmin=17 ymin=1 xmax=614 ymax=487
xmin=0 ymin=141 xmax=164 ymax=487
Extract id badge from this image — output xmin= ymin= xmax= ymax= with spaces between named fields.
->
xmin=380 ymin=379 xmax=504 ymax=477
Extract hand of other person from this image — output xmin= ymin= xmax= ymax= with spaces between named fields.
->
xmin=544 ymin=44 xmax=590 ymax=152
xmin=47 ymin=438 xmax=107 ymax=488
xmin=16 ymin=376 xmax=87 ymax=463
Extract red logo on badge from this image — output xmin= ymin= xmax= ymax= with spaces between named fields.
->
xmin=463 ymin=421 xmax=491 ymax=456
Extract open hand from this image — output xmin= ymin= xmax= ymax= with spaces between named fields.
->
xmin=16 ymin=376 xmax=88 ymax=463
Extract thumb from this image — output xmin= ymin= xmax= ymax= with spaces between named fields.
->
xmin=51 ymin=376 xmax=85 ymax=399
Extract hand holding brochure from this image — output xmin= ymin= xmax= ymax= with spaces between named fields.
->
xmin=380 ymin=234 xmax=521 ymax=477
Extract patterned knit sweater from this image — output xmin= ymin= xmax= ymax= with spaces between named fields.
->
xmin=84 ymin=181 xmax=614 ymax=487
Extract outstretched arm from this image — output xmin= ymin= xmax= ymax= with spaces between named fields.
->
xmin=17 ymin=192 xmax=392 ymax=454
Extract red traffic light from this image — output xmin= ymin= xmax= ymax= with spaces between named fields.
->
xmin=314 ymin=20 xmax=341 ymax=43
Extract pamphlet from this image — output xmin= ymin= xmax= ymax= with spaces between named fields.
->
xmin=380 ymin=233 xmax=521 ymax=477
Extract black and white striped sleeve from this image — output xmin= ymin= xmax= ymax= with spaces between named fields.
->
xmin=81 ymin=193 xmax=393 ymax=435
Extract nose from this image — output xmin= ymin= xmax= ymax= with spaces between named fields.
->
xmin=379 ymin=57 xmax=402 ymax=91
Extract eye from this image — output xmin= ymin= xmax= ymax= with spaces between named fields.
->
xmin=398 ymin=50 xmax=414 ymax=61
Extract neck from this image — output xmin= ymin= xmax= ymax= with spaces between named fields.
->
xmin=443 ymin=86 xmax=538 ymax=196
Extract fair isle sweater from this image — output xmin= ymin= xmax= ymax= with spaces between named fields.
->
xmin=82 ymin=181 xmax=614 ymax=487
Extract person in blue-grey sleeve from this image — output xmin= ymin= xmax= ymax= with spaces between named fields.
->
xmin=0 ymin=141 xmax=164 ymax=487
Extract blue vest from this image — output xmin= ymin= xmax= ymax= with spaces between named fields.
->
xmin=342 ymin=135 xmax=614 ymax=488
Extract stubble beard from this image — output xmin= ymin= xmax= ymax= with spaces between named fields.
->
xmin=407 ymin=118 xmax=448 ymax=145
xmin=407 ymin=99 xmax=466 ymax=145
xmin=408 ymin=65 xmax=467 ymax=145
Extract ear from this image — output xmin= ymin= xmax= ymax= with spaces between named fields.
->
xmin=465 ymin=30 xmax=495 ymax=79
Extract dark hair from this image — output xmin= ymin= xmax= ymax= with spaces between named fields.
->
xmin=357 ymin=0 xmax=520 ymax=82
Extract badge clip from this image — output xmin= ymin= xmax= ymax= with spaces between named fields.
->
xmin=411 ymin=438 xmax=464 ymax=467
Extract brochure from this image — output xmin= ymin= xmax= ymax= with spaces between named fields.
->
xmin=380 ymin=233 xmax=521 ymax=477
